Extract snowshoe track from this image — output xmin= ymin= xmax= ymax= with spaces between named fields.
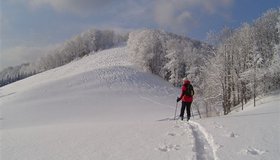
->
xmin=188 ymin=121 xmax=219 ymax=160
xmin=169 ymin=120 xmax=219 ymax=160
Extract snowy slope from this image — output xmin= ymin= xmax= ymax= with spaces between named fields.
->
xmin=1 ymin=47 xmax=189 ymax=160
xmin=1 ymin=47 xmax=178 ymax=128
xmin=196 ymin=94 xmax=280 ymax=160
xmin=1 ymin=46 xmax=279 ymax=160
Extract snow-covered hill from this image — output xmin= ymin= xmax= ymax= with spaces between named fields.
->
xmin=1 ymin=47 xmax=178 ymax=128
xmin=1 ymin=47 xmax=279 ymax=160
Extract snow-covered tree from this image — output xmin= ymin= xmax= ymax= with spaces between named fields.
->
xmin=128 ymin=29 xmax=167 ymax=74
xmin=0 ymin=29 xmax=128 ymax=87
xmin=164 ymin=39 xmax=185 ymax=86
xmin=128 ymin=29 xmax=214 ymax=117
xmin=202 ymin=9 xmax=280 ymax=115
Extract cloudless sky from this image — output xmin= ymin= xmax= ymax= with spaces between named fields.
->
xmin=0 ymin=0 xmax=279 ymax=69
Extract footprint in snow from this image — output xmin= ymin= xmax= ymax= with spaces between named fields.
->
xmin=167 ymin=133 xmax=176 ymax=136
xmin=157 ymin=144 xmax=181 ymax=152
xmin=240 ymin=147 xmax=267 ymax=156
xmin=228 ymin=131 xmax=239 ymax=138
xmin=213 ymin=122 xmax=224 ymax=129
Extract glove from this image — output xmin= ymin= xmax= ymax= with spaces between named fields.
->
xmin=176 ymin=97 xmax=181 ymax=102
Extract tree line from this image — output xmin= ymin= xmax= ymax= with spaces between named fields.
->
xmin=0 ymin=29 xmax=128 ymax=87
xmin=127 ymin=9 xmax=280 ymax=116
xmin=204 ymin=9 xmax=279 ymax=115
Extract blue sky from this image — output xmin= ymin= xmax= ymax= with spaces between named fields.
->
xmin=1 ymin=0 xmax=279 ymax=69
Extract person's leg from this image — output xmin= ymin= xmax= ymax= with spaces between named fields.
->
xmin=180 ymin=102 xmax=186 ymax=120
xmin=186 ymin=102 xmax=192 ymax=121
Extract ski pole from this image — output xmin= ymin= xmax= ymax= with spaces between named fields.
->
xmin=191 ymin=105 xmax=194 ymax=119
xmin=174 ymin=102 xmax=178 ymax=120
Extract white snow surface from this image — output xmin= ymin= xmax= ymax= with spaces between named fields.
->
xmin=1 ymin=47 xmax=279 ymax=160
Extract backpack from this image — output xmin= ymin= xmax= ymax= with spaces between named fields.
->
xmin=184 ymin=84 xmax=194 ymax=96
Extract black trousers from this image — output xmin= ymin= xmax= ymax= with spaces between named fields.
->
xmin=180 ymin=101 xmax=192 ymax=120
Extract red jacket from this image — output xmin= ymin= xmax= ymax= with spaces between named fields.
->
xmin=179 ymin=80 xmax=193 ymax=102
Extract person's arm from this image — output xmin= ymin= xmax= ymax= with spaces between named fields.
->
xmin=177 ymin=86 xmax=185 ymax=102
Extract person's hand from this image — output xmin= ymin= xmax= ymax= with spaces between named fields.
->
xmin=176 ymin=97 xmax=181 ymax=102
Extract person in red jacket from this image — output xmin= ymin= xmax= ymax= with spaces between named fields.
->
xmin=177 ymin=77 xmax=194 ymax=121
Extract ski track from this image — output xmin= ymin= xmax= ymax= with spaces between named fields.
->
xmin=172 ymin=120 xmax=219 ymax=160
xmin=188 ymin=121 xmax=219 ymax=160
xmin=159 ymin=120 xmax=220 ymax=160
